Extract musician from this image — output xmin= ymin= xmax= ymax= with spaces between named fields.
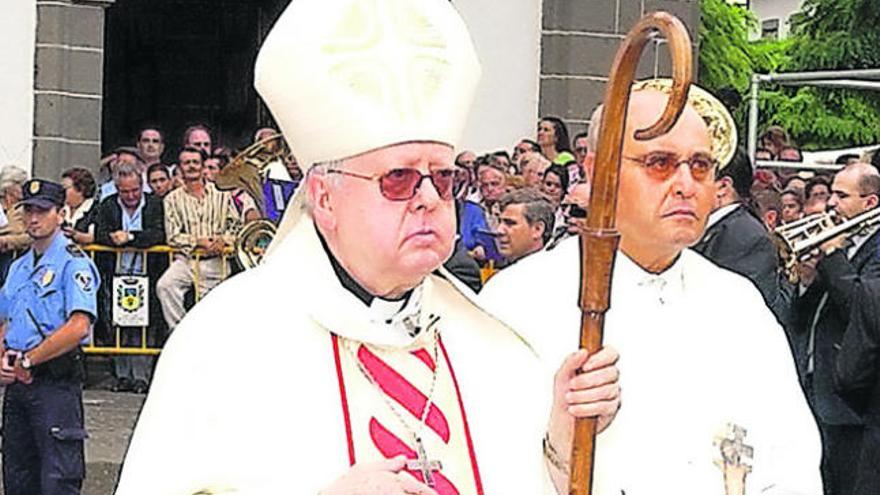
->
xmin=115 ymin=1 xmax=620 ymax=494
xmin=792 ymin=161 xmax=880 ymax=495
xmin=693 ymin=146 xmax=788 ymax=324
xmin=834 ymin=279 xmax=880 ymax=495
xmin=480 ymin=80 xmax=822 ymax=494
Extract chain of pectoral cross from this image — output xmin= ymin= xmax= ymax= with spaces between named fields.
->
xmin=343 ymin=324 xmax=443 ymax=486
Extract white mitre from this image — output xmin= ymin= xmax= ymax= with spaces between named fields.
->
xmin=254 ymin=0 xmax=481 ymax=251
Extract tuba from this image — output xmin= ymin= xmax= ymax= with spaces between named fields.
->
xmin=773 ymin=207 xmax=880 ymax=283
xmin=215 ymin=133 xmax=292 ymax=269
xmin=234 ymin=219 xmax=277 ymax=270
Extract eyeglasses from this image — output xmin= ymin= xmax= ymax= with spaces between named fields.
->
xmin=624 ymin=152 xmax=716 ymax=181
xmin=561 ymin=203 xmax=587 ymax=219
xmin=575 ymin=146 xmax=589 ymax=154
xmin=328 ymin=168 xmax=458 ymax=201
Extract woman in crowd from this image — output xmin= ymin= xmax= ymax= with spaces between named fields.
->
xmin=759 ymin=125 xmax=791 ymax=159
xmin=537 ymin=116 xmax=575 ymax=165
xmin=805 ymin=175 xmax=832 ymax=204
xmin=61 ymin=167 xmax=98 ymax=244
xmin=0 ymin=166 xmax=30 ymax=281
xmin=542 ymin=164 xmax=570 ymax=238
xmin=541 ymin=164 xmax=569 ymax=209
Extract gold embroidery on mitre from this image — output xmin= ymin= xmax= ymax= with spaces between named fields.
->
xmin=633 ymin=79 xmax=737 ymax=170
xmin=321 ymin=0 xmax=451 ymax=121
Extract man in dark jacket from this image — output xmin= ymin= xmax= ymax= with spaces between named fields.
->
xmin=835 ymin=279 xmax=880 ymax=495
xmin=795 ymin=162 xmax=880 ymax=495
xmin=694 ymin=147 xmax=789 ymax=324
xmin=94 ymin=162 xmax=165 ymax=393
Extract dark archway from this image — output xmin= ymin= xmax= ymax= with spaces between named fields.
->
xmin=101 ymin=0 xmax=290 ymax=159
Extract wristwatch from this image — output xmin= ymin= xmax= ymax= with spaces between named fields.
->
xmin=20 ymin=354 xmax=33 ymax=371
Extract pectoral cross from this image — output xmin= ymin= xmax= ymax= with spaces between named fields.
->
xmin=407 ymin=435 xmax=442 ymax=487
xmin=714 ymin=423 xmax=754 ymax=495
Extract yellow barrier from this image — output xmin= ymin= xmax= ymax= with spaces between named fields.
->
xmin=79 ymin=244 xmax=233 ymax=356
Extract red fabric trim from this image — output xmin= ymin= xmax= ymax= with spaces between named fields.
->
xmin=369 ymin=418 xmax=461 ymax=495
xmin=439 ymin=337 xmax=485 ymax=495
xmin=331 ymin=334 xmax=356 ymax=465
xmin=411 ymin=348 xmax=437 ymax=371
xmin=357 ymin=345 xmax=451 ymax=442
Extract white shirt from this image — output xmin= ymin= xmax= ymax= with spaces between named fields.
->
xmin=705 ymin=202 xmax=741 ymax=230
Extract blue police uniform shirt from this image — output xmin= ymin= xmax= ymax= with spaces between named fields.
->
xmin=0 ymin=231 xmax=100 ymax=351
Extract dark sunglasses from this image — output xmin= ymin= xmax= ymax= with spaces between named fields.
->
xmin=624 ymin=152 xmax=716 ymax=181
xmin=561 ymin=203 xmax=587 ymax=219
xmin=329 ymin=168 xmax=458 ymax=201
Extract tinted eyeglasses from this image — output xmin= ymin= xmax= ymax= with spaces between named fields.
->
xmin=329 ymin=168 xmax=459 ymax=201
xmin=624 ymin=152 xmax=716 ymax=181
xmin=561 ymin=203 xmax=587 ymax=219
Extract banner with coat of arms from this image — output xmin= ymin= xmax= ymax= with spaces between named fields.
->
xmin=113 ymin=276 xmax=149 ymax=327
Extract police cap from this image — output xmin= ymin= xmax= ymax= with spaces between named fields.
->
xmin=20 ymin=179 xmax=65 ymax=210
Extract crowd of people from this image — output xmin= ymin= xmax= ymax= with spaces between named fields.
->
xmin=0 ymin=123 xmax=302 ymax=393
xmin=0 ymin=101 xmax=878 ymax=494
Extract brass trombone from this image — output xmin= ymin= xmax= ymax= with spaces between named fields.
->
xmin=773 ymin=207 xmax=880 ymax=282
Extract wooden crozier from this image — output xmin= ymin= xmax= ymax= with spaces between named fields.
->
xmin=567 ymin=12 xmax=694 ymax=495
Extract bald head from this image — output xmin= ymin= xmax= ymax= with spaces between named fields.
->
xmin=829 ymin=161 xmax=880 ymax=218
xmin=850 ymin=162 xmax=880 ymax=196
xmin=586 ymin=89 xmax=710 ymax=156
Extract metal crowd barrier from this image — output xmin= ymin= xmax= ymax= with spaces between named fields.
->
xmin=79 ymin=244 xmax=232 ymax=356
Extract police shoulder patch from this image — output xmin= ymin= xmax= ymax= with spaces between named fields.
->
xmin=66 ymin=244 xmax=86 ymax=257
xmin=73 ymin=270 xmax=94 ymax=292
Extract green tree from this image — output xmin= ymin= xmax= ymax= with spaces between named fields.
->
xmin=698 ymin=0 xmax=789 ymax=130
xmin=762 ymin=0 xmax=880 ymax=149
xmin=699 ymin=0 xmax=880 ymax=149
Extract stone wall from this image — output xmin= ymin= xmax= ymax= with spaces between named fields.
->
xmin=33 ymin=0 xmax=113 ymax=180
xmin=539 ymin=0 xmax=700 ymax=137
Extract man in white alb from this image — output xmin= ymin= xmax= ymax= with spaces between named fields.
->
xmin=480 ymin=80 xmax=823 ymax=494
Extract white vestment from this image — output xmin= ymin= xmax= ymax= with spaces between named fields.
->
xmin=115 ymin=215 xmax=552 ymax=495
xmin=480 ymin=237 xmax=823 ymax=494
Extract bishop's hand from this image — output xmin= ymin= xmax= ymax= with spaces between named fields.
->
xmin=547 ymin=348 xmax=621 ymax=473
xmin=319 ymin=456 xmax=439 ymax=495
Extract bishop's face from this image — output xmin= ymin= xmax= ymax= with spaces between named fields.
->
xmin=616 ymin=90 xmax=715 ymax=271
xmin=319 ymin=142 xmax=457 ymax=298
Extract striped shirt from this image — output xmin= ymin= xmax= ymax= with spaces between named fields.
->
xmin=164 ymin=182 xmax=240 ymax=254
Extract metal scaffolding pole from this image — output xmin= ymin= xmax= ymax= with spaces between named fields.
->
xmin=748 ymin=73 xmax=760 ymax=164
xmin=746 ymin=68 xmax=880 ymax=168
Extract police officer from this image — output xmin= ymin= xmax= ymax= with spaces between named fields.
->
xmin=0 ymin=179 xmax=100 ymax=494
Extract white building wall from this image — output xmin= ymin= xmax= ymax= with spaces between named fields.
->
xmin=0 ymin=0 xmax=36 ymax=175
xmin=749 ymin=0 xmax=805 ymax=38
xmin=456 ymin=0 xmax=541 ymax=155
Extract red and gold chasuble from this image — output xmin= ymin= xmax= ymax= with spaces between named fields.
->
xmin=332 ymin=327 xmax=483 ymax=495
